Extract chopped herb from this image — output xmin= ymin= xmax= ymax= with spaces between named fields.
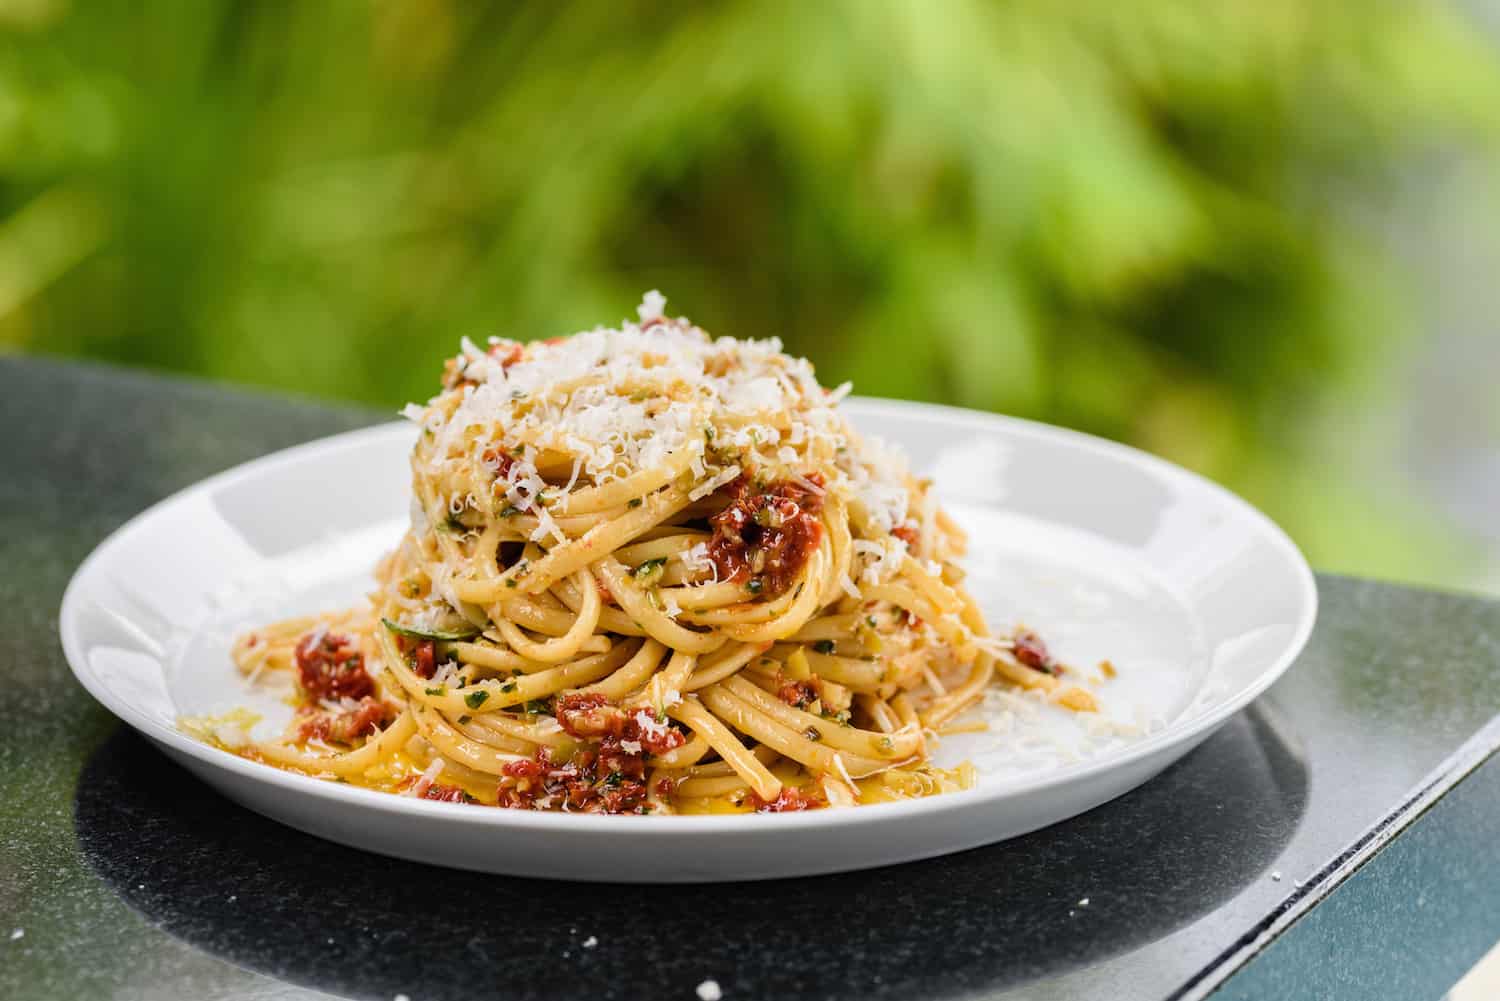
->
xmin=627 ymin=497 xmax=643 ymax=509
xmin=601 ymin=771 xmax=624 ymax=787
xmin=458 ymin=714 xmax=471 ymax=724
xmin=813 ymin=639 xmax=836 ymax=655
xmin=879 ymin=736 xmax=894 ymax=751
xmin=504 ymin=578 xmax=518 ymax=589
xmin=381 ymin=617 xmax=481 ymax=642
xmin=464 ymin=690 xmax=490 ymax=710
xmin=514 ymin=561 xmax=530 ymax=577
xmin=499 ymin=505 xmax=521 ymax=518
xmin=632 ymin=557 xmax=668 ymax=585
xmin=704 ymin=424 xmax=716 ymax=441
xmin=442 ymin=515 xmax=467 ymax=534
xmin=424 ymin=686 xmax=446 ymax=696
xmin=865 ymin=615 xmax=878 ymax=628
xmin=522 ymin=699 xmax=551 ymax=715
xmin=500 ymin=679 xmax=518 ymax=693
xmin=746 ymin=578 xmax=764 ymax=595
xmin=803 ymin=726 xmax=823 ymax=742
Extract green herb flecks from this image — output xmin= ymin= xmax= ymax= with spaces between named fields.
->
xmin=632 ymin=557 xmax=668 ymax=586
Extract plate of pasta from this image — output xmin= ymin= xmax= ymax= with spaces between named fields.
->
xmin=61 ymin=293 xmax=1316 ymax=882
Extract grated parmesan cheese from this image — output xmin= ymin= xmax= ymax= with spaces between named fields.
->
xmin=405 ymin=757 xmax=445 ymax=798
xmin=407 ymin=292 xmax=912 ymax=542
xmin=688 ymin=464 xmax=742 ymax=503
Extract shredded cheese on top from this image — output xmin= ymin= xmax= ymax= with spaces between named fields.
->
xmin=401 ymin=292 xmax=912 ymax=530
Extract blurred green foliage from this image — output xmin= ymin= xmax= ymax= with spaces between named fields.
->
xmin=2 ymin=0 xmax=1498 ymax=585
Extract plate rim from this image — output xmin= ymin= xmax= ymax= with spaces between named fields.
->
xmin=59 ymin=396 xmax=1318 ymax=834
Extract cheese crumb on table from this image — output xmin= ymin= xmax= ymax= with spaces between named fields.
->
xmin=696 ymin=979 xmax=723 ymax=1000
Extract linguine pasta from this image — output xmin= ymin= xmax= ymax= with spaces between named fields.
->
xmin=187 ymin=293 xmax=1097 ymax=813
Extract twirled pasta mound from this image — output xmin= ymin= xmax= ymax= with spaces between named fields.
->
xmin=195 ymin=293 xmax=1097 ymax=814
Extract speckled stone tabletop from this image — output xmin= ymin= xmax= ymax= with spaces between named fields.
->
xmin=3 ymin=358 xmax=1498 ymax=1001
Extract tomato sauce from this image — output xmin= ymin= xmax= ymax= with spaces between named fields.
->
xmin=706 ymin=473 xmax=825 ymax=595
xmin=1013 ymin=629 xmax=1058 ymax=675
xmin=294 ymin=631 xmax=375 ymax=701
xmin=295 ymin=697 xmax=390 ymax=744
xmin=499 ymin=695 xmax=686 ymax=813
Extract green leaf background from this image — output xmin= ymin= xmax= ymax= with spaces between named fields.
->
xmin=4 ymin=0 xmax=1498 ymax=589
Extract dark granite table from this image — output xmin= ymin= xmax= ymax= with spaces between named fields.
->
xmin=3 ymin=357 xmax=1499 ymax=1001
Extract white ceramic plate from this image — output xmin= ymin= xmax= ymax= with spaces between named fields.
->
xmin=60 ymin=398 xmax=1316 ymax=882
